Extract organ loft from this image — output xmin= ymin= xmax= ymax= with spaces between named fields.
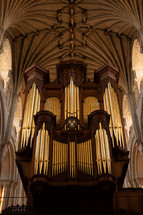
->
xmin=14 ymin=62 xmax=130 ymax=215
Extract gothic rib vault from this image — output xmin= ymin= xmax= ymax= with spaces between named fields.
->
xmin=0 ymin=0 xmax=143 ymax=92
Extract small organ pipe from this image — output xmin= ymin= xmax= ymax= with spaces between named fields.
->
xmin=65 ymin=87 xmax=67 ymax=119
xmin=74 ymin=85 xmax=76 ymax=117
xmin=35 ymin=129 xmax=41 ymax=174
xmin=99 ymin=123 xmax=106 ymax=172
xmin=71 ymin=76 xmax=74 ymax=115
xmin=68 ymin=85 xmax=70 ymax=117
xmin=77 ymin=87 xmax=80 ymax=119
xmin=96 ymin=130 xmax=102 ymax=174
xmin=30 ymin=88 xmax=38 ymax=147
xmin=104 ymin=88 xmax=115 ymax=147
xmin=43 ymin=130 xmax=47 ymax=174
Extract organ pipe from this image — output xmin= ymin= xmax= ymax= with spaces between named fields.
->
xmin=44 ymin=97 xmax=61 ymax=124
xmin=64 ymin=76 xmax=80 ymax=119
xmin=103 ymin=82 xmax=124 ymax=148
xmin=21 ymin=82 xmax=40 ymax=148
xmin=69 ymin=142 xmax=76 ymax=178
xmin=95 ymin=123 xmax=111 ymax=175
xmin=52 ymin=141 xmax=68 ymax=176
xmin=34 ymin=123 xmax=50 ymax=175
xmin=77 ymin=140 xmax=93 ymax=176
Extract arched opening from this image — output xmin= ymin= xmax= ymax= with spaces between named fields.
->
xmin=0 ymin=39 xmax=12 ymax=92
xmin=122 ymin=94 xmax=133 ymax=143
xmin=132 ymin=39 xmax=143 ymax=92
xmin=13 ymin=95 xmax=23 ymax=149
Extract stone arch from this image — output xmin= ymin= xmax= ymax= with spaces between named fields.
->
xmin=0 ymin=140 xmax=26 ymax=210
xmin=0 ymin=38 xmax=12 ymax=91
xmin=122 ymin=93 xmax=132 ymax=143
xmin=13 ymin=95 xmax=23 ymax=148
xmin=132 ymin=39 xmax=143 ymax=92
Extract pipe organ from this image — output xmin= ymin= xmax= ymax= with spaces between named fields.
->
xmin=16 ymin=63 xmax=129 ymax=212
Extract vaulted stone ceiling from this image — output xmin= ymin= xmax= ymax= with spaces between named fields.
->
xmin=0 ymin=0 xmax=143 ymax=90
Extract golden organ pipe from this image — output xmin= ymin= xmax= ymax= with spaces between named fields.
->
xmin=90 ymin=140 xmax=93 ymax=175
xmin=68 ymin=85 xmax=70 ymax=117
xmin=81 ymin=142 xmax=83 ymax=172
xmin=103 ymin=129 xmax=110 ymax=173
xmin=112 ymin=87 xmax=120 ymax=146
xmin=105 ymin=88 xmax=115 ymax=147
xmin=35 ymin=129 xmax=41 ymax=174
xmin=57 ymin=141 xmax=59 ymax=174
xmin=77 ymin=144 xmax=80 ymax=171
xmin=95 ymin=134 xmax=100 ymax=174
xmin=80 ymin=144 xmax=82 ymax=172
xmin=53 ymin=140 xmax=55 ymax=176
xmin=105 ymin=131 xmax=111 ymax=173
xmin=83 ymin=142 xmax=85 ymax=172
xmin=21 ymin=92 xmax=29 ymax=148
xmin=71 ymin=76 xmax=74 ymax=115
xmin=114 ymin=91 xmax=122 ymax=144
xmin=27 ymin=84 xmax=35 ymax=146
xmin=87 ymin=141 xmax=89 ymax=174
xmin=60 ymin=143 xmax=62 ymax=173
xmin=77 ymin=87 xmax=79 ymax=119
xmin=52 ymin=140 xmax=55 ymax=176
xmin=86 ymin=141 xmax=88 ymax=174
xmin=46 ymin=133 xmax=49 ymax=175
xmin=58 ymin=142 xmax=60 ymax=174
xmin=110 ymin=84 xmax=119 ymax=145
xmin=24 ymin=88 xmax=32 ymax=147
xmin=80 ymin=143 xmax=83 ymax=172
xmin=29 ymin=83 xmax=36 ymax=127
xmin=54 ymin=141 xmax=56 ymax=175
xmin=108 ymin=83 xmax=118 ymax=145
xmin=115 ymin=90 xmax=125 ymax=147
xmin=38 ymin=124 xmax=44 ymax=173
xmin=44 ymin=129 xmax=47 ymax=175
xmin=89 ymin=139 xmax=93 ymax=175
xmin=87 ymin=140 xmax=90 ymax=174
xmin=57 ymin=142 xmax=59 ymax=174
xmin=99 ymin=123 xmax=106 ymax=172
xmin=84 ymin=141 xmax=86 ymax=172
xmin=65 ymin=87 xmax=67 ymax=119
xmin=54 ymin=141 xmax=57 ymax=175
xmin=30 ymin=88 xmax=38 ymax=147
xmin=96 ymin=129 xmax=102 ymax=174
xmin=74 ymin=85 xmax=76 ymax=117
xmin=25 ymin=87 xmax=32 ymax=146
